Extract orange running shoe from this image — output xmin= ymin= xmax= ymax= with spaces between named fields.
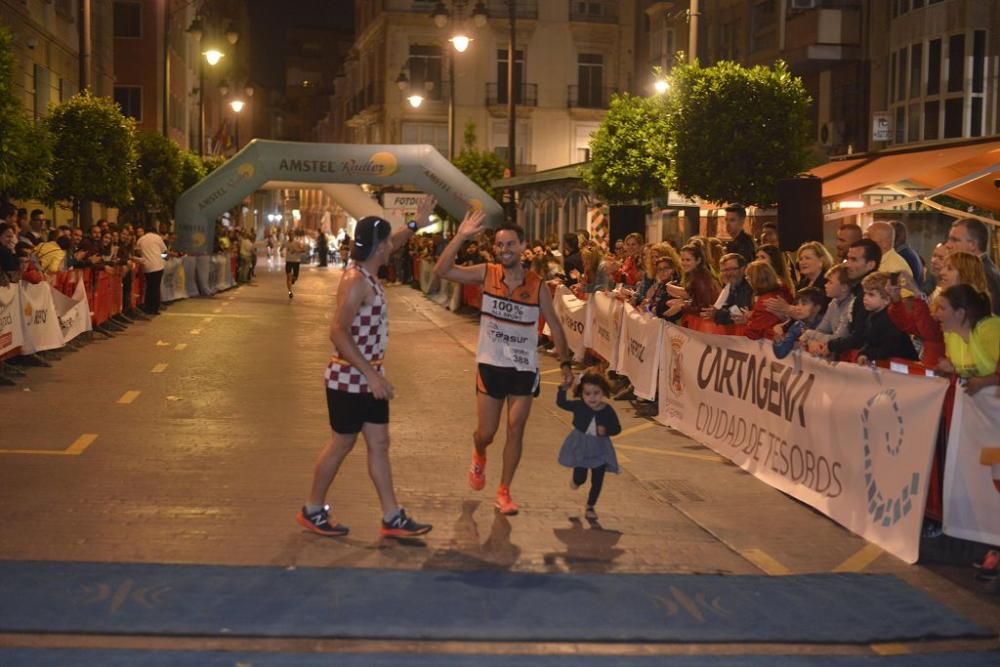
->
xmin=468 ymin=451 xmax=486 ymax=491
xmin=494 ymin=485 xmax=519 ymax=515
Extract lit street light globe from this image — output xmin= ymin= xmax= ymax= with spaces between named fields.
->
xmin=204 ymin=49 xmax=224 ymax=66
xmin=449 ymin=34 xmax=471 ymax=52
xmin=230 ymin=99 xmax=245 ymax=113
xmin=654 ymin=79 xmax=669 ymax=94
xmin=407 ymin=94 xmax=424 ymax=108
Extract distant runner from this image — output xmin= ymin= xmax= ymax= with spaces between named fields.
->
xmin=297 ymin=199 xmax=437 ymax=538
xmin=284 ymin=228 xmax=308 ymax=300
xmin=435 ymin=211 xmax=574 ymax=514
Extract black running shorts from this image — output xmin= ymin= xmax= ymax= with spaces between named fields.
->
xmin=326 ymin=388 xmax=389 ymax=434
xmin=285 ymin=261 xmax=301 ymax=279
xmin=476 ymin=363 xmax=540 ymax=399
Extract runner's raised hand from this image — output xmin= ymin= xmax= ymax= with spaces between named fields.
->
xmin=415 ymin=196 xmax=438 ymax=229
xmin=456 ymin=209 xmax=487 ymax=240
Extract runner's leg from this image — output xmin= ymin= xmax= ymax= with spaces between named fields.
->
xmin=474 ymin=392 xmax=504 ymax=456
xmin=500 ymin=395 xmax=533 ymax=488
xmin=361 ymin=422 xmax=400 ymax=516
xmin=307 ymin=432 xmax=358 ymax=506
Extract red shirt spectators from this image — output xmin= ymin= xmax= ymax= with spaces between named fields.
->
xmin=887 ymin=298 xmax=944 ymax=368
xmin=745 ymin=289 xmax=787 ymax=340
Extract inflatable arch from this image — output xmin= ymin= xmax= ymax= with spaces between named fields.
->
xmin=174 ymin=140 xmax=505 ymax=254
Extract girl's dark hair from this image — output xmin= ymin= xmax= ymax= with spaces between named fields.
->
xmin=573 ymin=369 xmax=611 ymax=398
xmin=941 ymin=284 xmax=993 ymax=328
xmin=795 ymin=286 xmax=828 ymax=317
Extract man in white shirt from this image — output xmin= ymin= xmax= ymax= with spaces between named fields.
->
xmin=135 ymin=229 xmax=168 ymax=314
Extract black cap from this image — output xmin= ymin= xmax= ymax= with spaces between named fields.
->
xmin=350 ymin=216 xmax=392 ymax=261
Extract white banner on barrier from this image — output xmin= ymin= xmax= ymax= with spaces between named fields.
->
xmin=52 ymin=279 xmax=93 ymax=344
xmin=616 ymin=304 xmax=664 ymax=401
xmin=657 ymin=323 xmax=948 ymax=563
xmin=943 ymin=390 xmax=1000 ymax=547
xmin=19 ymin=282 xmax=64 ymax=354
xmin=0 ymin=283 xmax=24 ymax=357
xmin=552 ymin=286 xmax=588 ymax=362
xmin=588 ymin=290 xmax=624 ymax=369
xmin=161 ymin=258 xmax=188 ymax=302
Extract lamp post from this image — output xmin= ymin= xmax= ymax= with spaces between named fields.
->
xmin=186 ymin=8 xmax=237 ymax=156
xmin=229 ymin=98 xmax=245 ymax=151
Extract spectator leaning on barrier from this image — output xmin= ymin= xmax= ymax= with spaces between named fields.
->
xmin=723 ymin=205 xmax=756 ymax=266
xmin=772 ymin=287 xmax=828 ymax=359
xmin=795 ymin=241 xmax=833 ymax=294
xmin=821 ymin=238 xmax=882 ymax=359
xmin=706 ymin=252 xmax=753 ymax=326
xmin=674 ymin=243 xmax=721 ymax=316
xmin=835 ymin=223 xmax=863 ymax=262
xmin=756 ymin=244 xmax=795 ymax=297
xmin=35 ymin=231 xmax=67 ymax=275
xmin=885 ymin=269 xmax=945 ymax=369
xmin=946 ymin=218 xmax=1000 ymax=315
xmin=856 ymin=272 xmax=918 ymax=365
xmin=135 ymin=226 xmax=168 ymax=315
xmin=933 ymin=284 xmax=1000 ymax=394
xmin=743 ymin=260 xmax=787 ymax=340
xmin=802 ymin=264 xmax=855 ymax=350
xmin=562 ymin=233 xmax=583 ymax=287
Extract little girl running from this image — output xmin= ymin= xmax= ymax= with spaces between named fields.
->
xmin=556 ymin=370 xmax=622 ymax=519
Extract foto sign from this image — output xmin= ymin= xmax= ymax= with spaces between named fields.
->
xmin=872 ymin=113 xmax=891 ymax=142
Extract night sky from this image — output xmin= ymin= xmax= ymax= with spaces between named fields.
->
xmin=247 ymin=0 xmax=355 ymax=88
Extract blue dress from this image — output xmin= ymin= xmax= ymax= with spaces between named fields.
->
xmin=555 ymin=387 xmax=621 ymax=472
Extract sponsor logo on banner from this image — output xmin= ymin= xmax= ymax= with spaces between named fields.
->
xmin=0 ymin=284 xmax=23 ymax=356
xmin=862 ymin=390 xmax=919 ymax=527
xmin=20 ymin=282 xmax=64 ymax=354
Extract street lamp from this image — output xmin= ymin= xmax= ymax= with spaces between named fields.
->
xmin=184 ymin=8 xmax=238 ymax=156
xmin=654 ymin=79 xmax=669 ymax=94
xmin=229 ymin=98 xmax=245 ymax=152
xmin=204 ymin=48 xmax=224 ymax=66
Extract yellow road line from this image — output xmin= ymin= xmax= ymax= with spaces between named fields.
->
xmin=202 ymin=317 xmax=213 ymax=323
xmin=174 ymin=343 xmax=187 ymax=351
xmin=117 ymin=390 xmax=141 ymax=405
xmin=540 ymin=368 xmax=563 ymax=375
xmin=871 ymin=644 xmax=909 ymax=656
xmin=740 ymin=548 xmax=792 ymax=575
xmin=212 ymin=308 xmax=222 ymax=313
xmin=541 ymin=381 xmax=563 ymax=386
xmin=2 ymin=433 xmax=100 ymax=457
xmin=189 ymin=329 xmax=201 ymax=335
xmin=151 ymin=363 xmax=168 ymax=373
xmin=833 ymin=543 xmax=884 ymax=573
xmin=617 ymin=422 xmax=658 ymax=439
xmin=616 ymin=443 xmax=724 ymax=463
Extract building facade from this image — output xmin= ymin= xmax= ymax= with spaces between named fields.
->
xmin=323 ymin=0 xmax=637 ymax=173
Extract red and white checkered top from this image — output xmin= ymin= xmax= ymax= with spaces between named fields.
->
xmin=324 ymin=264 xmax=387 ymax=394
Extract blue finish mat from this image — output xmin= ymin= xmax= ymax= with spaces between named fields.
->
xmin=0 ymin=561 xmax=990 ymax=643
xmin=0 ymin=650 xmax=998 ymax=667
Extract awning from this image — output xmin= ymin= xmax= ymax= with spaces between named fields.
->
xmin=812 ymin=137 xmax=1000 ymax=213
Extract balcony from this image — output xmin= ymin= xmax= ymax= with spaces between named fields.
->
xmin=567 ymin=85 xmax=616 ymax=109
xmin=782 ymin=8 xmax=863 ymax=71
xmin=486 ymin=82 xmax=538 ymax=107
xmin=388 ymin=0 xmax=537 ymax=20
xmin=569 ymin=0 xmax=617 ymax=23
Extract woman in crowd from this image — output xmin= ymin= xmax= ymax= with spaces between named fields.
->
xmin=641 ymin=247 xmax=684 ymax=322
xmin=886 ymin=270 xmax=945 ymax=368
xmin=939 ymin=251 xmax=990 ymax=305
xmin=934 ymin=284 xmax=1000 ymax=394
xmin=795 ymin=241 xmax=833 ymax=294
xmin=674 ymin=243 xmax=720 ymax=317
xmin=614 ymin=233 xmax=643 ymax=286
xmin=572 ymin=245 xmax=612 ymax=296
xmin=756 ymin=244 xmax=795 ymax=297
xmin=743 ymin=260 xmax=787 ymax=340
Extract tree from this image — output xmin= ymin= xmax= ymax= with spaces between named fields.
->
xmin=581 ymin=92 xmax=671 ymax=204
xmin=179 ymin=150 xmax=207 ymax=193
xmin=663 ymin=60 xmax=813 ymax=207
xmin=201 ymin=155 xmax=225 ymax=176
xmin=121 ymin=132 xmax=183 ymax=227
xmin=0 ymin=27 xmax=52 ymax=203
xmin=46 ymin=91 xmax=136 ymax=218
xmin=451 ymin=121 xmax=506 ymax=200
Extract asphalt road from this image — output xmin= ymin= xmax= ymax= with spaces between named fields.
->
xmin=1 ymin=257 xmax=997 ymax=660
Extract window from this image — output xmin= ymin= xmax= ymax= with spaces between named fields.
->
xmin=114 ymin=86 xmax=142 ymax=121
xmin=947 ymin=34 xmax=964 ymax=93
xmin=926 ymin=39 xmax=941 ymax=95
xmin=577 ymin=53 xmax=604 ymax=107
xmin=408 ymin=45 xmax=442 ymax=100
xmin=751 ymin=0 xmax=777 ymax=52
xmin=972 ymin=30 xmax=985 ymax=94
xmin=897 ymin=48 xmax=907 ymax=101
xmin=970 ymin=98 xmax=983 ymax=137
xmin=923 ymin=100 xmax=939 ymax=140
xmin=907 ymin=103 xmax=920 ymax=142
xmin=943 ymin=97 xmax=962 ymax=138
xmin=890 ymin=51 xmax=897 ymax=103
xmin=113 ymin=2 xmax=141 ymax=39
xmin=909 ymin=44 xmax=921 ymax=99
xmin=496 ymin=49 xmax=524 ymax=104
xmin=401 ymin=122 xmax=447 ymax=155
xmin=895 ymin=107 xmax=905 ymax=144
